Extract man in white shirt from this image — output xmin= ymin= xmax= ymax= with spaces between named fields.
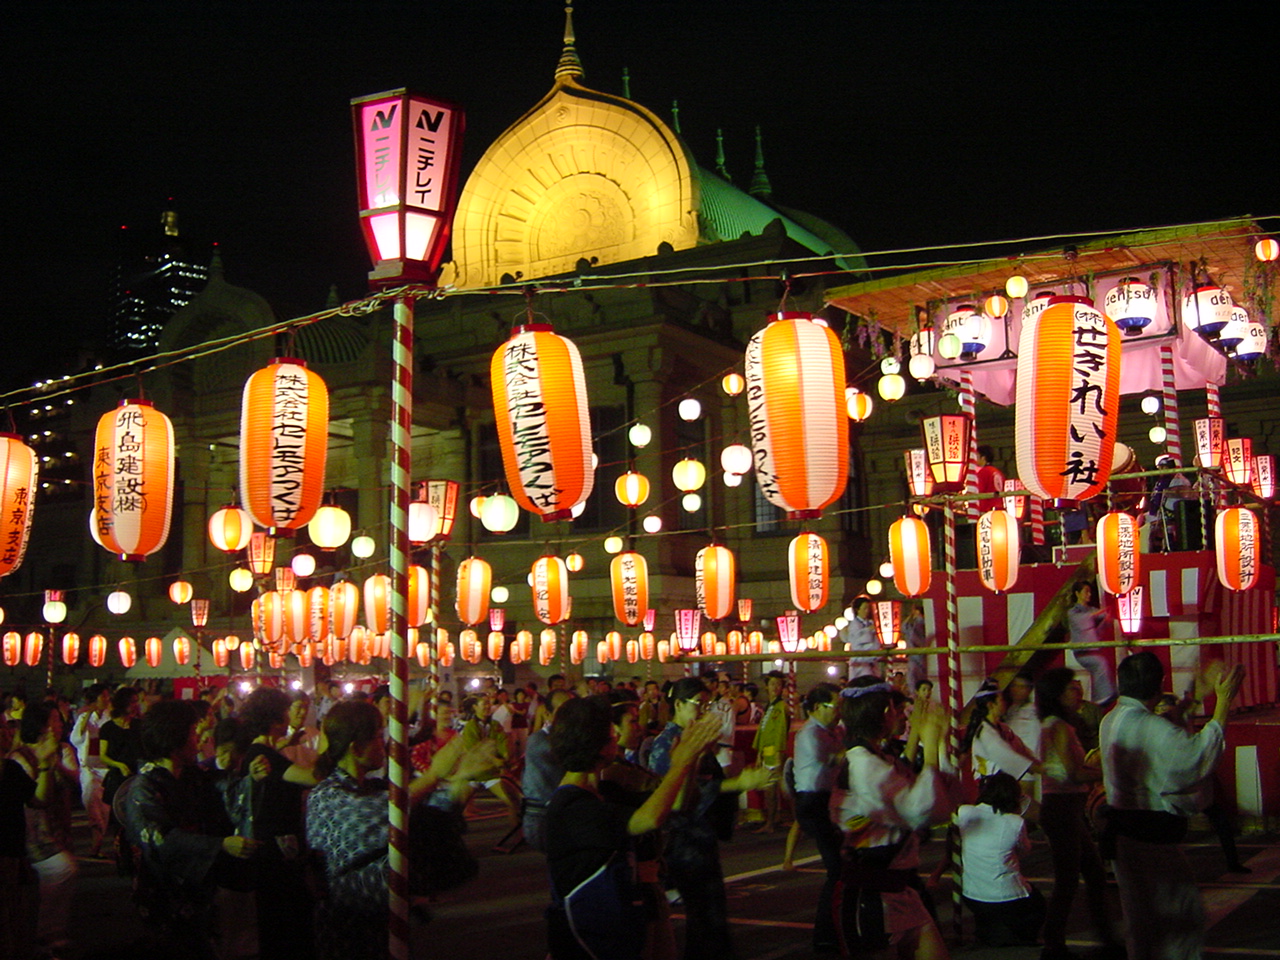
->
xmin=791 ymin=682 xmax=844 ymax=952
xmin=69 ymin=683 xmax=112 ymax=857
xmin=1101 ymin=652 xmax=1244 ymax=960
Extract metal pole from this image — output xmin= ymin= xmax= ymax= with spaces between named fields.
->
xmin=387 ymin=292 xmax=415 ymax=960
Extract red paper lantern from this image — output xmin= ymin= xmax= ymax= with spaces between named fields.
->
xmin=62 ymin=632 xmax=80 ymax=666
xmin=23 ymin=631 xmax=42 ymax=667
xmin=872 ymin=601 xmax=902 ymax=647
xmin=363 ymin=574 xmax=390 ymax=635
xmin=1015 ymin=296 xmax=1120 ymax=501
xmin=675 ymin=609 xmax=701 ymax=653
xmin=696 ymin=544 xmax=736 ymax=621
xmin=491 ymin=325 xmax=594 ymax=521
xmin=0 ymin=434 xmax=38 ymax=580
xmin=173 ymin=635 xmax=191 ymax=666
xmin=788 ymin=533 xmax=829 ymax=613
xmin=91 ymin=400 xmax=175 ymax=561
xmin=208 ymin=506 xmax=254 ymax=553
xmin=307 ymin=587 xmax=331 ymax=645
xmin=1223 ymin=438 xmax=1253 ymax=486
xmin=1 ymin=631 xmax=19 ymax=667
xmin=145 ymin=636 xmax=162 ymax=669
xmin=1097 ymin=511 xmax=1140 ymax=596
xmin=240 ymin=359 xmax=329 ymax=531
xmin=118 ymin=636 xmax=137 ymax=669
xmin=284 ymin=589 xmax=309 ymax=644
xmin=920 ymin=415 xmax=971 ymax=493
xmin=1252 ymin=455 xmax=1275 ymax=500
xmin=88 ymin=634 xmax=107 ymax=668
xmin=1117 ymin=586 xmax=1144 ymax=635
xmin=240 ymin=643 xmax=256 ymax=671
xmin=776 ymin=614 xmax=801 ymax=654
xmin=1216 ymin=507 xmax=1260 ymax=591
xmin=407 ymin=565 xmax=431 ymax=628
xmin=977 ymin=510 xmax=1021 ymax=593
xmin=610 ymin=551 xmax=649 ymax=627
xmin=889 ymin=516 xmax=932 ymax=597
xmin=455 ymin=557 xmax=491 ymax=626
xmin=330 ymin=581 xmax=359 ymax=639
xmin=747 ymin=313 xmax=849 ymax=519
xmin=212 ymin=638 xmax=230 ymax=668
xmin=570 ymin=630 xmax=588 ymax=665
xmin=532 ymin=556 xmax=570 ymax=625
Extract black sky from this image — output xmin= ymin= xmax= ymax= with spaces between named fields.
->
xmin=4 ymin=1 xmax=1276 ymax=389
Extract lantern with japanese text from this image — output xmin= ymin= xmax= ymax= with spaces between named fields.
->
xmin=247 ymin=532 xmax=276 ymax=577
xmin=363 ymin=574 xmax=390 ymax=635
xmin=788 ymin=533 xmax=829 ymax=613
xmin=307 ymin=587 xmax=331 ymax=645
xmin=1252 ymin=455 xmax=1275 ymax=500
xmin=240 ymin=359 xmax=329 ymax=532
xmin=1015 ymin=296 xmax=1121 ymax=501
xmin=259 ymin=592 xmax=286 ymax=649
xmin=1103 ymin=277 xmax=1157 ymax=336
xmin=889 ymin=516 xmax=932 ymax=597
xmin=91 ymin=400 xmax=175 ymax=561
xmin=1224 ymin=438 xmax=1253 ymax=487
xmin=610 ymin=551 xmax=649 ymax=627
xmin=1193 ymin=417 xmax=1224 ymax=470
xmin=1 ymin=631 xmax=18 ymax=667
xmin=1216 ymin=507 xmax=1260 ymax=591
xmin=977 ymin=509 xmax=1020 ymax=593
xmin=872 ymin=601 xmax=901 ymax=647
xmin=1117 ymin=586 xmax=1144 ymax=635
xmin=407 ymin=565 xmax=431 ymax=628
xmin=330 ymin=580 xmax=359 ymax=639
xmin=675 ymin=609 xmax=701 ymax=653
xmin=1002 ymin=479 xmax=1026 ymax=518
xmin=904 ymin=448 xmax=933 ymax=498
xmin=88 ymin=634 xmax=107 ymax=668
xmin=776 ymin=614 xmax=801 ymax=654
xmin=351 ymin=90 xmax=464 ymax=283
xmin=920 ymin=414 xmax=970 ymax=493
xmin=425 ymin=480 xmax=460 ymax=540
xmin=490 ymin=323 xmax=594 ymax=521
xmin=208 ymin=505 xmax=253 ymax=553
xmin=0 ymin=435 xmax=38 ymax=579
xmin=532 ymin=555 xmax=570 ymax=626
xmin=1181 ymin=283 xmax=1233 ymax=335
xmin=456 ymin=557 xmax=491 ymax=626
xmin=746 ymin=312 xmax=848 ymax=519
xmin=1097 ymin=512 xmax=1140 ymax=596
xmin=118 ymin=636 xmax=137 ymax=669
xmin=696 ymin=545 xmax=736 ymax=621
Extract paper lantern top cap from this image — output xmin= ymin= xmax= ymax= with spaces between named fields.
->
xmin=1046 ymin=294 xmax=1094 ymax=308
xmin=769 ymin=310 xmax=825 ymax=326
xmin=268 ymin=356 xmax=307 ymax=368
xmin=118 ymin=398 xmax=153 ymax=409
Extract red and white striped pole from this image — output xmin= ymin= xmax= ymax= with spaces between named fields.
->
xmin=959 ymin=371 xmax=980 ymax=521
xmin=1029 ymin=495 xmax=1046 ymax=547
xmin=388 ymin=292 xmax=415 ymax=960
xmin=943 ymin=501 xmax=964 ymax=939
xmin=1160 ymin=343 xmax=1182 ymax=464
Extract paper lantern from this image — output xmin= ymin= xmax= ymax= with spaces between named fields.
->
xmin=625 ymin=639 xmax=639 ymax=664
xmin=675 ymin=609 xmax=701 ymax=652
xmin=517 ymin=630 xmax=533 ymax=662
xmin=1005 ymin=275 xmax=1029 ymax=299
xmin=284 ymin=589 xmax=309 ymax=644
xmin=62 ymin=632 xmax=80 ymax=666
xmin=1 ymin=631 xmax=18 ymax=666
xmin=487 ymin=631 xmax=505 ymax=662
xmin=722 ymin=372 xmax=745 ymax=396
xmin=415 ymin=641 xmax=432 ymax=668
xmin=43 ymin=590 xmax=67 ymax=625
xmin=1117 ymin=586 xmax=1144 ymax=635
xmin=23 ymin=631 xmax=42 ymax=667
xmin=696 ymin=544 xmax=736 ymax=620
xmin=211 ymin=638 xmax=229 ymax=668
xmin=1256 ymin=238 xmax=1280 ymax=262
xmin=570 ymin=630 xmax=588 ymax=665
xmin=532 ymin=555 xmax=570 ymax=626
xmin=258 ymin=592 xmax=285 ymax=649
xmin=350 ymin=534 xmax=376 ymax=559
xmin=168 ymin=580 xmax=193 ymax=605
xmin=610 ymin=551 xmax=649 ymax=626
xmin=1218 ymin=305 xmax=1249 ymax=350
xmin=776 ymin=614 xmax=801 ymax=654
xmin=985 ymin=294 xmax=1009 ymax=319
xmin=672 ymin=458 xmax=706 ymax=493
xmin=615 ymin=472 xmax=650 ymax=507
xmin=678 ymin=398 xmax=703 ymax=421
xmin=1216 ymin=507 xmax=1260 ymax=591
xmin=291 ymin=552 xmax=316 ymax=578
xmin=91 ymin=400 xmax=175 ymax=561
xmin=168 ymin=634 xmax=190 ymax=667
xmin=603 ymin=535 xmax=624 ymax=554
xmin=407 ymin=565 xmax=431 ymax=628
xmin=1096 ymin=512 xmax=1140 ymax=596
xmin=118 ymin=636 xmax=137 ymax=669
xmin=746 ymin=312 xmax=849 ymax=519
xmin=1181 ymin=284 xmax=1233 ymax=335
xmin=274 ymin=568 xmax=297 ymax=594
xmin=208 ymin=506 xmax=253 ymax=553
xmin=0 ymin=434 xmax=37 ymax=580
xmin=456 ymin=557 xmax=492 ymax=626
xmin=491 ymin=585 xmax=511 ymax=604
xmin=720 ymin=444 xmax=752 ymax=476
xmin=490 ymin=324 xmax=594 ymax=521
xmin=407 ymin=500 xmax=440 ymax=545
xmin=144 ymin=636 xmax=162 ymax=669
xmin=889 ymin=516 xmax=932 ymax=597
xmin=240 ymin=643 xmax=256 ymax=671
xmin=240 ymin=359 xmax=328 ymax=531
xmin=423 ymin=480 xmax=460 ymax=541
xmin=479 ymin=494 xmax=519 ymax=533
xmin=978 ymin=509 xmax=1021 ymax=593
xmin=904 ymin=448 xmax=932 ymax=498
xmin=1014 ymin=296 xmax=1121 ymax=501
xmin=1231 ymin=317 xmax=1269 ymax=362
xmin=1002 ymin=479 xmax=1026 ymax=518
xmin=308 ymin=504 xmax=351 ymax=550
xmin=877 ymin=374 xmax=906 ymax=402
xmin=565 ymin=552 xmax=584 ymax=572
xmin=1103 ymin=277 xmax=1157 ymax=335
xmin=363 ymin=574 xmax=390 ymax=636
xmin=1252 ymin=455 xmax=1275 ymax=499
xmin=920 ymin=414 xmax=971 ymax=493
xmin=106 ymin=590 xmax=132 ymax=615
xmin=489 ymin=607 xmax=505 ymax=633
xmin=872 ymin=601 xmax=901 ymax=647
xmin=638 ymin=631 xmax=655 ymax=660
xmin=247 ymin=532 xmax=276 ymax=576
xmin=846 ymin=388 xmax=874 ymax=422
xmin=88 ymin=634 xmax=107 ymax=668
xmin=1193 ymin=417 xmax=1224 ymax=469
xmin=1223 ymin=438 xmax=1253 ymax=487
xmin=788 ymin=533 xmax=829 ymax=613
xmin=700 ymin=631 xmax=717 ymax=656
xmin=229 ymin=568 xmax=254 ymax=592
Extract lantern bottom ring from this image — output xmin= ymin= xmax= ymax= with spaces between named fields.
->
xmin=785 ymin=509 xmax=822 ymax=521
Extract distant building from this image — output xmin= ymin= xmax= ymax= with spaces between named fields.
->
xmin=108 ymin=208 xmax=208 ymax=357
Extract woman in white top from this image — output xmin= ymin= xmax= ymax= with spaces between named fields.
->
xmin=834 ymin=677 xmax=956 ymax=960
xmin=958 ymin=680 xmax=1038 ymax=782
xmin=1036 ymin=668 xmax=1123 ymax=960
xmin=956 ymin=772 xmax=1044 ymax=946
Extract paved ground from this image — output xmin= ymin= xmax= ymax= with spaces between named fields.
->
xmin=63 ymin=802 xmax=1280 ymax=959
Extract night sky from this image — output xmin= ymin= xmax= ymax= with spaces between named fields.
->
xmin=4 ymin=0 xmax=1276 ymax=391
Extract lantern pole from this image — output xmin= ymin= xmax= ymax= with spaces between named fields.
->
xmin=387 ymin=292 xmax=415 ymax=960
xmin=942 ymin=501 xmax=964 ymax=941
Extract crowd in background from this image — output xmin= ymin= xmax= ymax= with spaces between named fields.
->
xmin=0 ymin=619 xmax=1250 ymax=960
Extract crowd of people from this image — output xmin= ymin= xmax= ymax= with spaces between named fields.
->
xmin=0 ymin=631 xmax=1251 ymax=960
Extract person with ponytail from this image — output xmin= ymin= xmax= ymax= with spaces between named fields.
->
xmin=306 ymin=699 xmax=497 ymax=960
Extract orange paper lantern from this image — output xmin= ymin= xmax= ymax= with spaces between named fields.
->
xmin=696 ymin=544 xmax=736 ymax=620
xmin=23 ymin=631 xmax=42 ymax=667
xmin=1216 ymin=507 xmax=1260 ymax=591
xmin=307 ymin=586 xmax=331 ymax=645
xmin=363 ymin=574 xmax=390 ymax=636
xmin=746 ymin=312 xmax=848 ymax=519
xmin=615 ymin=472 xmax=650 ymax=507
xmin=239 ymin=643 xmax=256 ymax=671
xmin=208 ymin=505 xmax=254 ymax=553
xmin=532 ymin=556 xmax=570 ymax=626
xmin=490 ymin=325 xmax=594 ymax=521
xmin=1096 ymin=511 xmax=1140 ymax=596
xmin=977 ymin=510 xmax=1020 ymax=593
xmin=407 ymin=565 xmax=431 ymax=628
xmin=240 ymin=359 xmax=329 ymax=531
xmin=0 ymin=434 xmax=38 ymax=580
xmin=889 ymin=516 xmax=932 ymax=597
xmin=455 ymin=557 xmax=491 ymax=626
xmin=610 ymin=551 xmax=649 ymax=627
xmin=145 ymin=636 xmax=162 ymax=668
xmin=1015 ymin=296 xmax=1121 ymax=501
xmin=570 ymin=629 xmax=588 ymax=665
xmin=172 ymin=635 xmax=191 ymax=666
xmin=788 ymin=533 xmax=829 ymax=613
xmin=212 ymin=638 xmax=230 ymax=668
xmin=1 ymin=631 xmax=18 ymax=667
xmin=329 ymin=581 xmax=359 ymax=639
xmin=118 ymin=636 xmax=137 ymax=668
xmin=88 ymin=634 xmax=107 ymax=668
xmin=61 ymin=632 xmax=80 ymax=666
xmin=91 ymin=400 xmax=175 ymax=561
xmin=284 ymin=589 xmax=309 ymax=644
